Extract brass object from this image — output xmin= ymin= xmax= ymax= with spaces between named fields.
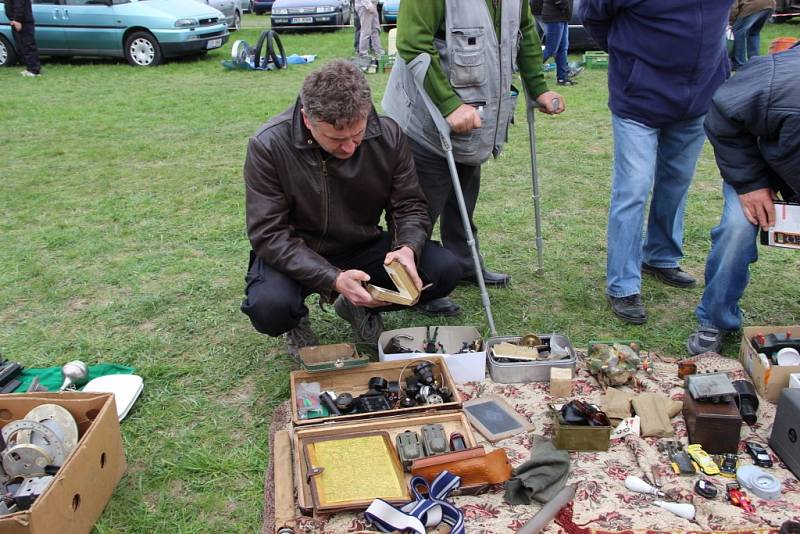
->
xmin=519 ymin=334 xmax=542 ymax=347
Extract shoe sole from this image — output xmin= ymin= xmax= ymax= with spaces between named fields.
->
xmin=607 ymin=297 xmax=647 ymax=325
xmin=459 ymin=278 xmax=510 ymax=288
xmin=642 ymin=265 xmax=696 ymax=289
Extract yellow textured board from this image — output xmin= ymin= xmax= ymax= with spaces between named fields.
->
xmin=305 ymin=433 xmax=409 ymax=510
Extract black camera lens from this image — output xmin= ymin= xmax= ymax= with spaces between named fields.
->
xmin=335 ymin=393 xmax=355 ymax=413
xmin=368 ymin=376 xmax=388 ymax=391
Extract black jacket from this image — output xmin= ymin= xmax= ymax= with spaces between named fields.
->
xmin=4 ymin=0 xmax=34 ymax=23
xmin=704 ymin=45 xmax=800 ymax=202
xmin=244 ymin=99 xmax=431 ymax=298
xmin=535 ymin=0 xmax=572 ymax=23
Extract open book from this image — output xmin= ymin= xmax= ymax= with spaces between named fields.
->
xmin=366 ymin=260 xmax=421 ymax=306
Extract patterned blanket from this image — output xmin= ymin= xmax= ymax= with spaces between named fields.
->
xmin=262 ymin=353 xmax=799 ymax=533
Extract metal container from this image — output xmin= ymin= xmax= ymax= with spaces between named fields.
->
xmin=487 ymin=334 xmax=577 ymax=383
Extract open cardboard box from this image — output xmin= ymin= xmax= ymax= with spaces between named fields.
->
xmin=740 ymin=325 xmax=800 ymax=403
xmin=378 ymin=326 xmax=486 ymax=384
xmin=0 ymin=392 xmax=126 ymax=534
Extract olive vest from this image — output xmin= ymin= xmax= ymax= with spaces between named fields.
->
xmin=382 ymin=0 xmax=522 ymax=165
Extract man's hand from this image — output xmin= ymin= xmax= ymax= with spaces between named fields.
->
xmin=334 ymin=269 xmax=385 ymax=308
xmin=11 ymin=21 xmax=22 ymax=32
xmin=385 ymin=246 xmax=423 ymax=290
xmin=536 ymin=90 xmax=566 ymax=114
xmin=738 ymin=188 xmax=777 ymax=231
xmin=446 ymin=103 xmax=482 ymax=134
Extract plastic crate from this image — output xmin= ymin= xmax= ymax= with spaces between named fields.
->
xmin=583 ymin=51 xmax=609 ymax=69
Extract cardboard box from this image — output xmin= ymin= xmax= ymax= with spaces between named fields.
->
xmin=0 ymin=393 xmax=126 ymax=534
xmin=739 ymin=325 xmax=800 ymax=403
xmin=378 ymin=327 xmax=486 ymax=384
xmin=550 ymin=367 xmax=573 ymax=398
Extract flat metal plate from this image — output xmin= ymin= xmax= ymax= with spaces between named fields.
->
xmin=2 ymin=420 xmax=67 ymax=466
xmin=2 ymin=444 xmax=52 ymax=478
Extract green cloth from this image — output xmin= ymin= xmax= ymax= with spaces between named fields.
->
xmin=14 ymin=364 xmax=135 ymax=393
xmin=397 ymin=0 xmax=549 ymax=117
xmin=504 ymin=439 xmax=571 ymax=505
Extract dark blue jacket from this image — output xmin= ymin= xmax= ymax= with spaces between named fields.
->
xmin=579 ymin=0 xmax=731 ymax=128
xmin=704 ymin=45 xmax=800 ymax=202
xmin=4 ymin=0 xmax=34 ymax=23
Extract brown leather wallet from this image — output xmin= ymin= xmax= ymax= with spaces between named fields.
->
xmin=411 ymin=446 xmax=512 ymax=486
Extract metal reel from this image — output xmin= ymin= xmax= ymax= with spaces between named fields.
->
xmin=231 ymin=39 xmax=252 ymax=63
xmin=2 ymin=443 xmax=52 ymax=478
xmin=2 ymin=420 xmax=67 ymax=467
xmin=23 ymin=404 xmax=79 ymax=455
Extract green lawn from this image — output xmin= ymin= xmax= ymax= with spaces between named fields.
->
xmin=1 ymin=17 xmax=799 ymax=533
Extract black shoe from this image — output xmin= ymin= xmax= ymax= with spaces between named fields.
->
xmin=557 ymin=78 xmax=577 ymax=86
xmin=286 ymin=314 xmax=319 ymax=363
xmin=461 ymin=270 xmax=511 ymax=288
xmin=414 ymin=297 xmax=461 ymax=317
xmin=642 ymin=263 xmax=697 ymax=288
xmin=607 ymin=294 xmax=646 ymax=324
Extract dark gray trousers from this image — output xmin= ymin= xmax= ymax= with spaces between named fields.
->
xmin=12 ymin=23 xmax=40 ymax=74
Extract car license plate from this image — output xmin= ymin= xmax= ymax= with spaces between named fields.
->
xmin=292 ymin=16 xmax=313 ymax=23
xmin=207 ymin=38 xmax=223 ymax=49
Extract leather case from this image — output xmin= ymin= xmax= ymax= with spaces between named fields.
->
xmin=411 ymin=446 xmax=512 ymax=486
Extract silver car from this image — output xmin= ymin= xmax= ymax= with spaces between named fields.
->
xmin=196 ymin=0 xmax=244 ymax=30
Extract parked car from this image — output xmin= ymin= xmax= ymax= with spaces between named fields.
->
xmin=534 ymin=0 xmax=597 ymax=51
xmin=381 ymin=0 xmax=399 ymax=25
xmin=253 ymin=0 xmax=275 ymax=14
xmin=270 ymin=0 xmax=352 ymax=30
xmin=0 ymin=0 xmax=229 ymax=67
xmin=195 ymin=0 xmax=243 ymax=31
xmin=774 ymin=0 xmax=800 ymax=21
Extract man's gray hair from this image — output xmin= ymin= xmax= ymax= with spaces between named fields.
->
xmin=301 ymin=60 xmax=372 ymax=128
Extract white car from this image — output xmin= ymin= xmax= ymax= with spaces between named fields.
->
xmin=195 ymin=0 xmax=244 ymax=30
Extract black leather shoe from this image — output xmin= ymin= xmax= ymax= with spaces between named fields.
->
xmin=607 ymin=294 xmax=646 ymax=324
xmin=461 ymin=270 xmax=511 ymax=288
xmin=642 ymin=263 xmax=697 ymax=288
xmin=414 ymin=297 xmax=461 ymax=317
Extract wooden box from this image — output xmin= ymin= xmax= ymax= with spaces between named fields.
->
xmin=289 ymin=356 xmax=461 ymax=426
xmin=682 ymin=393 xmax=742 ymax=454
xmin=291 ymin=411 xmax=480 ymax=512
xmin=553 ymin=414 xmax=611 ymax=451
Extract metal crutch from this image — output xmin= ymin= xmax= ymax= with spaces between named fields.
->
xmin=523 ymin=84 xmax=546 ymax=275
xmin=407 ymin=54 xmax=498 ymax=336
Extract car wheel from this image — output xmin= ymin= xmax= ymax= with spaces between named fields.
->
xmin=0 ymin=35 xmax=19 ymax=67
xmin=124 ymin=31 xmax=163 ymax=67
xmin=233 ymin=10 xmax=242 ymax=31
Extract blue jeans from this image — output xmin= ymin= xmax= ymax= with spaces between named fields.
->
xmin=542 ymin=21 xmax=569 ymax=81
xmin=606 ymin=114 xmax=706 ymax=298
xmin=695 ymin=182 xmax=759 ymax=331
xmin=731 ymin=8 xmax=773 ymax=69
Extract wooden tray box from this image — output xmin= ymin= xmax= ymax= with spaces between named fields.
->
xmin=291 ymin=411 xmax=480 ymax=512
xmin=682 ymin=393 xmax=742 ymax=454
xmin=289 ymin=356 xmax=462 ymax=426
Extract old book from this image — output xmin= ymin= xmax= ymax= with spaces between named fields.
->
xmin=366 ymin=260 xmax=420 ymax=306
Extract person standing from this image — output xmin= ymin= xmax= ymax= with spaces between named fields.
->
xmin=687 ymin=44 xmax=800 ymax=355
xmin=4 ymin=0 xmax=41 ymax=77
xmin=540 ymin=0 xmax=576 ymax=86
xmin=383 ymin=0 xmax=564 ymax=316
xmin=580 ymin=0 xmax=731 ymax=324
xmin=729 ymin=0 xmax=776 ymax=71
xmin=355 ymin=0 xmax=384 ymax=58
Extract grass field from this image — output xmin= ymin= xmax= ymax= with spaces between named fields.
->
xmin=1 ymin=15 xmax=799 ymax=532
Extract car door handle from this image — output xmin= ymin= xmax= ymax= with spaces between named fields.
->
xmin=63 ymin=9 xmax=70 ymax=20
xmin=53 ymin=8 xmax=61 ymax=20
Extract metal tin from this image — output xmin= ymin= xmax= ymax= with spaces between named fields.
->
xmin=487 ymin=334 xmax=576 ymax=383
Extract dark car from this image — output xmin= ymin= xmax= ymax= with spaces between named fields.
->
xmin=254 ymin=0 xmax=275 ymax=14
xmin=534 ymin=0 xmax=597 ymax=51
xmin=270 ymin=0 xmax=352 ymax=29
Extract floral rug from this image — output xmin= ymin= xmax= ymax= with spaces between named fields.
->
xmin=262 ymin=353 xmax=799 ymax=533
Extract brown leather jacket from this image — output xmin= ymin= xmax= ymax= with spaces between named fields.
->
xmin=244 ymin=99 xmax=431 ymax=299
xmin=730 ymin=0 xmax=775 ymax=24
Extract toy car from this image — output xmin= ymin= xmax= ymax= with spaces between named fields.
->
xmin=687 ymin=444 xmax=720 ymax=475
xmin=745 ymin=442 xmax=773 ymax=468
xmin=718 ymin=453 xmax=738 ymax=478
xmin=727 ymin=482 xmax=756 ymax=513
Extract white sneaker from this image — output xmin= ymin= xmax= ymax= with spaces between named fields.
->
xmin=21 ymin=70 xmax=40 ymax=77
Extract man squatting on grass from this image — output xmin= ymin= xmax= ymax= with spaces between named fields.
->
xmin=240 ymin=60 xmax=462 ymax=359
xmin=686 ymin=43 xmax=800 ymax=356
xmin=383 ymin=0 xmax=564 ymax=317
xmin=580 ymin=0 xmax=731 ymax=325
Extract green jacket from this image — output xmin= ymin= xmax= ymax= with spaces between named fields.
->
xmin=397 ymin=0 xmax=549 ymax=117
